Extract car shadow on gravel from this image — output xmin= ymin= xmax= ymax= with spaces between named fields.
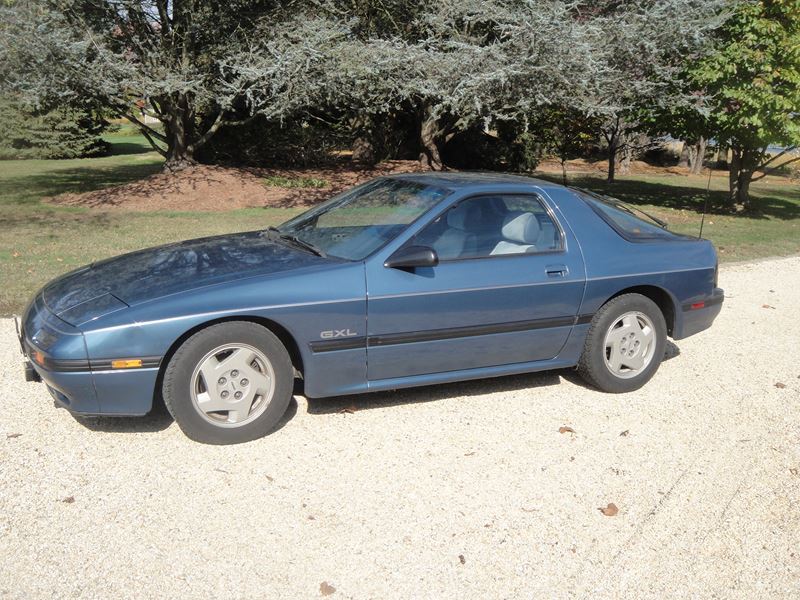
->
xmin=305 ymin=370 xmax=564 ymax=415
xmin=71 ymin=399 xmax=299 ymax=436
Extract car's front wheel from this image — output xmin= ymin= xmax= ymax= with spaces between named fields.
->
xmin=162 ymin=321 xmax=294 ymax=444
xmin=577 ymin=293 xmax=667 ymax=393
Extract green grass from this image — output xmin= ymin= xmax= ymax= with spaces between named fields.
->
xmin=0 ymin=137 xmax=798 ymax=315
xmin=536 ymin=170 xmax=800 ymax=263
xmin=262 ymin=175 xmax=329 ymax=189
xmin=0 ymin=134 xmax=301 ymax=315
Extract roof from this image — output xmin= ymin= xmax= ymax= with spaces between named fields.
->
xmin=385 ymin=171 xmax=558 ymax=191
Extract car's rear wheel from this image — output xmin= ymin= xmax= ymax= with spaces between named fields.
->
xmin=163 ymin=321 xmax=294 ymax=444
xmin=577 ymin=293 xmax=667 ymax=393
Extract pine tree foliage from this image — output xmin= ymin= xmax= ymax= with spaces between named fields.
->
xmin=0 ymin=95 xmax=108 ymax=159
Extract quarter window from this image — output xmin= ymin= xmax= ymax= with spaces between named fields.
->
xmin=412 ymin=194 xmax=562 ymax=261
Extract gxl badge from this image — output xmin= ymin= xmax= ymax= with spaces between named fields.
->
xmin=320 ymin=329 xmax=358 ymax=339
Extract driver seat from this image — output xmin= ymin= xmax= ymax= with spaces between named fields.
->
xmin=490 ymin=212 xmax=540 ymax=255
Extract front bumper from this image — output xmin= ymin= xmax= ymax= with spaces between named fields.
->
xmin=16 ymin=301 xmax=158 ymax=417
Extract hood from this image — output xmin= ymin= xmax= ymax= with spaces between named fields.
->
xmin=42 ymin=231 xmax=327 ymax=324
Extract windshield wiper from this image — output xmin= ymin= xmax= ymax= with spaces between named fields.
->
xmin=261 ymin=226 xmax=326 ymax=257
xmin=281 ymin=233 xmax=327 ymax=258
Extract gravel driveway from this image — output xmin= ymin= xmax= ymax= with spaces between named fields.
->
xmin=2 ymin=257 xmax=799 ymax=599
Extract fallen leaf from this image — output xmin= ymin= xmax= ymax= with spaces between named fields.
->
xmin=775 ymin=382 xmax=786 ymax=389
xmin=598 ymin=503 xmax=618 ymax=517
xmin=62 ymin=496 xmax=75 ymax=504
xmin=338 ymin=405 xmax=357 ymax=414
xmin=558 ymin=426 xmax=575 ymax=434
xmin=789 ymin=468 xmax=798 ymax=476
xmin=265 ymin=475 xmax=274 ymax=482
xmin=308 ymin=515 xmax=315 ymax=520
xmin=319 ymin=582 xmax=336 ymax=596
xmin=458 ymin=554 xmax=466 ymax=565
xmin=6 ymin=433 xmax=22 ymax=439
xmin=11 ymin=251 xmax=19 ymax=258
xmin=619 ymin=430 xmax=630 ymax=437
xmin=463 ymin=451 xmax=475 ymax=457
xmin=762 ymin=304 xmax=776 ymax=309
xmin=521 ymin=507 xmax=537 ymax=513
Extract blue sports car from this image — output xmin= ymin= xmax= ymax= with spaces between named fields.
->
xmin=17 ymin=173 xmax=723 ymax=444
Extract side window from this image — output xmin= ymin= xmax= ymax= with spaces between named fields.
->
xmin=412 ymin=194 xmax=562 ymax=261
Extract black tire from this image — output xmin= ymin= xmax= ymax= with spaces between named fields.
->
xmin=577 ymin=293 xmax=667 ymax=393
xmin=163 ymin=321 xmax=294 ymax=444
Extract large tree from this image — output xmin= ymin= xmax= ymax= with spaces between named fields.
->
xmin=573 ymin=0 xmax=729 ymax=182
xmin=688 ymin=0 xmax=800 ymax=209
xmin=0 ymin=1 xmax=346 ymax=170
xmin=382 ymin=0 xmax=604 ymax=170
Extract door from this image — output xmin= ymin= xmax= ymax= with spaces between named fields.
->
xmin=365 ymin=193 xmax=586 ymax=382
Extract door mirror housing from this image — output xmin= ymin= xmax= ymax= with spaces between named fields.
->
xmin=384 ymin=245 xmax=439 ymax=269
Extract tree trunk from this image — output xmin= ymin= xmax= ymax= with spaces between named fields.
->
xmin=728 ymin=145 xmax=756 ymax=210
xmin=419 ymin=106 xmax=444 ymax=171
xmin=351 ymin=114 xmax=377 ymax=166
xmin=689 ymin=137 xmax=707 ymax=174
xmin=163 ymin=97 xmax=196 ymax=172
xmin=607 ymin=141 xmax=617 ymax=182
xmin=678 ymin=142 xmax=690 ymax=168
xmin=618 ymin=142 xmax=633 ymax=176
xmin=560 ymin=157 xmax=568 ymax=186
xmin=716 ymin=142 xmax=729 ymax=169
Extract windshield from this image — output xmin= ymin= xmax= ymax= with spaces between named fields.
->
xmin=276 ymin=178 xmax=450 ymax=260
xmin=573 ymin=189 xmax=677 ymax=241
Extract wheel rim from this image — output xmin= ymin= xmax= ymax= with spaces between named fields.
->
xmin=190 ymin=343 xmax=276 ymax=428
xmin=602 ymin=311 xmax=657 ymax=379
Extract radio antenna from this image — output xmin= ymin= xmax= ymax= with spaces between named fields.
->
xmin=698 ymin=162 xmax=713 ymax=239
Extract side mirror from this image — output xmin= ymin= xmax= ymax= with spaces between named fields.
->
xmin=384 ymin=245 xmax=439 ymax=269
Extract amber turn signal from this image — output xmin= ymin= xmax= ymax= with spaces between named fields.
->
xmin=32 ymin=350 xmax=46 ymax=367
xmin=111 ymin=359 xmax=143 ymax=369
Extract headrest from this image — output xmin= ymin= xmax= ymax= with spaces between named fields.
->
xmin=447 ymin=202 xmax=475 ymax=230
xmin=501 ymin=212 xmax=540 ymax=244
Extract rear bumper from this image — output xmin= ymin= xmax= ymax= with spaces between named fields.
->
xmin=674 ymin=287 xmax=724 ymax=340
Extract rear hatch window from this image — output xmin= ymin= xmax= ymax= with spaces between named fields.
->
xmin=573 ymin=189 xmax=681 ymax=242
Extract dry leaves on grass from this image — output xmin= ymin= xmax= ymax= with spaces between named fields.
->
xmin=598 ymin=503 xmax=619 ymax=517
xmin=559 ymin=426 xmax=576 ymax=434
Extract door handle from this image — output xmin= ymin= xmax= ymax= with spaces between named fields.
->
xmin=545 ymin=264 xmax=568 ymax=277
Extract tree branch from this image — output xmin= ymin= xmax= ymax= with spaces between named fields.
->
xmin=140 ymin=127 xmax=168 ymax=158
xmin=187 ymin=110 xmax=226 ymax=153
xmin=752 ymin=153 xmax=800 ymax=181
xmin=156 ymin=0 xmax=171 ymax=34
xmin=757 ymin=146 xmax=798 ymax=170
xmin=123 ymin=112 xmax=168 ymax=143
